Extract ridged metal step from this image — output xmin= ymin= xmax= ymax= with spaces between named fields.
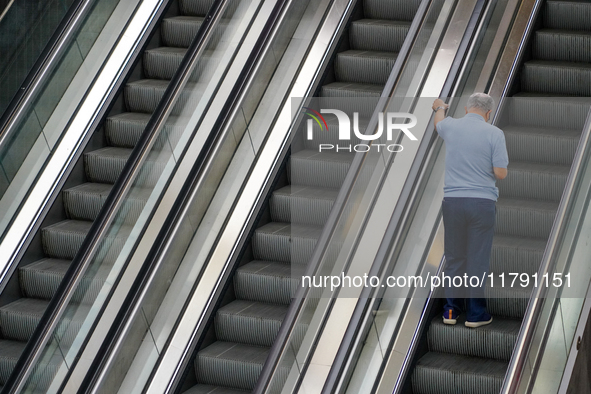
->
xmin=503 ymin=125 xmax=580 ymax=166
xmin=195 ymin=341 xmax=269 ymax=391
xmin=63 ymin=182 xmax=151 ymax=222
xmin=427 ymin=316 xmax=521 ymax=361
xmin=162 ymin=16 xmax=205 ymax=48
xmin=270 ymin=185 xmax=338 ymax=226
xmin=533 ymin=29 xmax=591 ymax=63
xmin=506 ymin=94 xmax=590 ymax=130
xmin=289 ymin=150 xmax=354 ymax=188
xmin=490 ymin=235 xmax=546 ymax=276
xmin=497 ymin=161 xmax=570 ymax=201
xmin=251 ymin=222 xmax=322 ymax=265
xmin=486 ymin=284 xmax=533 ymax=319
xmin=19 ymin=258 xmax=110 ymax=302
xmin=124 ymin=79 xmax=203 ymax=114
xmin=234 ymin=260 xmax=298 ymax=305
xmin=215 ymin=300 xmax=287 ymax=347
xmin=412 ymin=352 xmax=508 ymax=394
xmin=495 ymin=198 xmax=558 ymax=239
xmin=335 ymin=50 xmax=398 ymax=85
xmin=522 ymin=60 xmax=591 ymax=96
xmin=183 ymin=385 xmax=248 ymax=394
xmin=349 ymin=19 xmax=411 ymax=52
xmin=363 ymin=0 xmax=421 ymax=21
xmin=543 ymin=0 xmax=591 ymax=32
xmin=84 ymin=147 xmax=167 ymax=186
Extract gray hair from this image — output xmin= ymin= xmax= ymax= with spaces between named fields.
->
xmin=467 ymin=92 xmax=494 ymax=113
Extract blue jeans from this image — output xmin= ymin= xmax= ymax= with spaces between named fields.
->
xmin=442 ymin=197 xmax=495 ymax=322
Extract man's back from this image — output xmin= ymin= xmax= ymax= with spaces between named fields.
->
xmin=437 ymin=113 xmax=508 ymax=201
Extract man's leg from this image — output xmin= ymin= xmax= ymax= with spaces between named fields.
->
xmin=465 ymin=198 xmax=496 ymax=325
xmin=442 ymin=198 xmax=468 ymax=323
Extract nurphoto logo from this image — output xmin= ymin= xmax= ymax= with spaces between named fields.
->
xmin=303 ymin=107 xmax=419 ymax=153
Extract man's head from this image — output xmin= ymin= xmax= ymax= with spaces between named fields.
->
xmin=465 ymin=93 xmax=494 ymax=122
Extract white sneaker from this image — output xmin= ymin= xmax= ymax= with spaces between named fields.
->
xmin=465 ymin=316 xmax=493 ymax=328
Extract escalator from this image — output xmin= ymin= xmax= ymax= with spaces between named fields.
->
xmin=409 ymin=1 xmax=591 ymax=392
xmin=0 ymin=0 xmax=230 ymax=386
xmin=180 ymin=0 xmax=424 ymax=392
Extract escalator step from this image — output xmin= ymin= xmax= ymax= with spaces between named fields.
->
xmin=496 ymin=161 xmax=570 ymax=202
xmin=41 ymin=219 xmax=132 ymax=262
xmin=0 ymin=299 xmax=89 ymax=347
xmin=63 ymin=183 xmax=113 ymax=221
xmin=180 ymin=0 xmax=216 ymax=16
xmin=506 ymin=94 xmax=590 ymax=130
xmin=503 ymin=125 xmax=580 ymax=166
xmin=215 ymin=300 xmax=287 ymax=347
xmin=490 ymin=235 xmax=546 ymax=276
xmin=144 ymin=47 xmax=187 ymax=80
xmin=0 ymin=298 xmax=48 ymax=342
xmin=234 ymin=260 xmax=297 ymax=305
xmin=289 ymin=150 xmax=354 ymax=189
xmin=63 ymin=182 xmax=151 ymax=223
xmin=522 ymin=60 xmax=591 ymax=96
xmin=320 ymin=82 xmax=383 ymax=98
xmin=301 ymin=117 xmax=367 ymax=149
xmin=533 ymin=29 xmax=591 ymax=63
xmin=161 ymin=16 xmax=204 ymax=48
xmin=363 ymin=0 xmax=421 ymax=21
xmin=543 ymin=0 xmax=591 ymax=32
xmin=412 ymin=352 xmax=507 ymax=394
xmin=41 ymin=220 xmax=92 ymax=260
xmin=124 ymin=79 xmax=203 ymax=114
xmin=349 ymin=19 xmax=410 ymax=53
xmin=20 ymin=258 xmax=110 ymax=302
xmin=0 ymin=339 xmax=61 ymax=388
xmin=270 ymin=185 xmax=338 ymax=226
xmin=427 ymin=316 xmax=520 ymax=361
xmin=105 ymin=112 xmax=184 ymax=149
xmin=495 ymin=198 xmax=558 ymax=239
xmin=252 ymin=222 xmax=322 ymax=265
xmin=486 ymin=284 xmax=533 ymax=319
xmin=195 ymin=341 xmax=268 ymax=391
xmin=183 ymin=385 xmax=248 ymax=394
xmin=84 ymin=147 xmax=167 ymax=186
xmin=334 ymin=50 xmax=398 ymax=85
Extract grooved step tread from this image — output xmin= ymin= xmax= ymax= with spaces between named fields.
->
xmin=413 ymin=352 xmax=507 ymax=394
xmin=497 ymin=161 xmax=570 ymax=201
xmin=252 ymin=222 xmax=322 ymax=265
xmin=216 ymin=300 xmax=287 ymax=347
xmin=320 ymin=82 xmax=383 ymax=97
xmin=350 ymin=19 xmax=411 ymax=52
xmin=0 ymin=298 xmax=48 ymax=342
xmin=270 ymin=185 xmax=339 ymax=226
xmin=195 ymin=341 xmax=269 ymax=390
xmin=335 ymin=50 xmax=398 ymax=85
xmin=20 ymin=258 xmax=111 ymax=301
xmin=183 ymin=385 xmax=248 ymax=394
xmin=428 ymin=316 xmax=521 ymax=361
xmin=161 ymin=16 xmax=204 ymax=48
xmin=490 ymin=234 xmax=547 ymax=275
xmin=234 ymin=260 xmax=299 ymax=305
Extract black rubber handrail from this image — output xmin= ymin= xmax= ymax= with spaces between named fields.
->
xmin=251 ymin=0 xmax=436 ymax=391
xmin=316 ymin=0 xmax=493 ymax=392
xmin=0 ymin=0 xmax=95 ymax=151
xmin=1 ymin=0 xmax=230 ymax=392
xmin=75 ymin=0 xmax=293 ymax=392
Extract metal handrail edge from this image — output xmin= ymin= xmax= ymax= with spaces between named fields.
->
xmin=0 ymin=0 xmax=230 ymax=392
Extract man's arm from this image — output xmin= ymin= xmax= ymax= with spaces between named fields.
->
xmin=494 ymin=167 xmax=507 ymax=180
xmin=432 ymin=99 xmax=449 ymax=130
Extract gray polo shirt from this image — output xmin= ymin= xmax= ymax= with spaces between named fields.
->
xmin=437 ymin=113 xmax=509 ymax=201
